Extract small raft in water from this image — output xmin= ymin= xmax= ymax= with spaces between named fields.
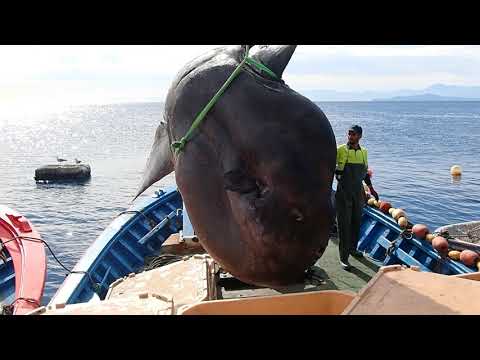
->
xmin=34 ymin=164 xmax=91 ymax=183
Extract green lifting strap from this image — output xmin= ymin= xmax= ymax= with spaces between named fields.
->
xmin=245 ymin=56 xmax=279 ymax=80
xmin=171 ymin=46 xmax=279 ymax=155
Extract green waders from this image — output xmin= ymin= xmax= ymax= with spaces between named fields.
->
xmin=335 ymin=147 xmax=368 ymax=263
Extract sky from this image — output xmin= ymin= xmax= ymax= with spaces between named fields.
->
xmin=1 ymin=45 xmax=479 ymax=112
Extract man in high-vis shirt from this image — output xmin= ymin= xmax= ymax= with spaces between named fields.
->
xmin=335 ymin=125 xmax=379 ymax=270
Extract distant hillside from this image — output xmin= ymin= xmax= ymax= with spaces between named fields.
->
xmin=424 ymin=84 xmax=480 ymax=98
xmin=372 ymin=93 xmax=480 ymax=102
xmin=300 ymin=83 xmax=480 ymax=102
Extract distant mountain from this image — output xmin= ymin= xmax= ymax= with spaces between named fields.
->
xmin=300 ymin=89 xmax=420 ymax=102
xmin=372 ymin=93 xmax=480 ymax=102
xmin=424 ymin=84 xmax=480 ymax=98
xmin=299 ymin=84 xmax=480 ymax=102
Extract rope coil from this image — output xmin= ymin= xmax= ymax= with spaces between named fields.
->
xmin=143 ymin=254 xmax=185 ymax=271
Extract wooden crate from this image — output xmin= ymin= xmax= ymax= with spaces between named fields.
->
xmin=28 ymin=293 xmax=173 ymax=315
xmin=179 ymin=290 xmax=355 ymax=315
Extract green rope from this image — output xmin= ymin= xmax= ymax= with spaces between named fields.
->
xmin=171 ymin=46 xmax=278 ymax=155
xmin=245 ymin=57 xmax=278 ymax=80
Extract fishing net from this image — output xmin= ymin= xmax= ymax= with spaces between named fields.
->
xmin=438 ymin=221 xmax=480 ymax=244
xmin=143 ymin=254 xmax=185 ymax=271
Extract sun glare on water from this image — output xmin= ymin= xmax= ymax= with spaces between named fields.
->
xmin=0 ymin=95 xmax=114 ymax=129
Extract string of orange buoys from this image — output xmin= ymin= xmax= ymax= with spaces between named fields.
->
xmin=365 ymin=188 xmax=480 ymax=271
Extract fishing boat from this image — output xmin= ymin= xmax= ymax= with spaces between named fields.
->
xmin=435 ymin=220 xmax=480 ymax=253
xmin=48 ymin=186 xmax=183 ymax=305
xmin=0 ymin=206 xmax=47 ymax=315
xmin=358 ymin=205 xmax=475 ymax=274
xmin=42 ymin=185 xmax=478 ymax=314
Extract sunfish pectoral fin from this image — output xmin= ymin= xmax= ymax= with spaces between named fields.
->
xmin=133 ymin=122 xmax=174 ymax=201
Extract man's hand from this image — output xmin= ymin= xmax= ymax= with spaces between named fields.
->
xmin=369 ymin=186 xmax=379 ymax=201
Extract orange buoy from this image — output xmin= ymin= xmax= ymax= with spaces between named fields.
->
xmin=379 ymin=201 xmax=392 ymax=214
xmin=432 ymin=236 xmax=449 ymax=255
xmin=460 ymin=250 xmax=479 ymax=267
xmin=412 ymin=224 xmax=429 ymax=240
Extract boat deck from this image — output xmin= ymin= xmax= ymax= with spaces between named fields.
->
xmin=218 ymin=233 xmax=379 ymax=299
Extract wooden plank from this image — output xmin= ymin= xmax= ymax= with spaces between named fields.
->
xmin=343 ymin=266 xmax=480 ymax=315
xmin=179 ymin=290 xmax=356 ymax=315
xmin=455 ymin=272 xmax=480 ymax=281
xmin=30 ymin=293 xmax=174 ymax=315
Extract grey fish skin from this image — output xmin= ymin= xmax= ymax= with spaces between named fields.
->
xmin=135 ymin=45 xmax=336 ymax=287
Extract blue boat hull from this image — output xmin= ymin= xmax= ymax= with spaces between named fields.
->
xmin=0 ymin=253 xmax=15 ymax=307
xmin=358 ymin=206 xmax=475 ymax=274
xmin=49 ymin=187 xmax=183 ymax=305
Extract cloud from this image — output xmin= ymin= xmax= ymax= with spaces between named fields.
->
xmin=286 ymin=45 xmax=480 ymax=91
xmin=294 ymin=45 xmax=480 ymax=58
xmin=0 ymin=45 xmax=218 ymax=108
xmin=0 ymin=45 xmax=479 ymax=108
xmin=0 ymin=45 xmax=216 ymax=79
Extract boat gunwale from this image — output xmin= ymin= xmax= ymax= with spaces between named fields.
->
xmin=362 ymin=206 xmax=474 ymax=274
xmin=0 ymin=205 xmax=47 ymax=314
xmin=49 ymin=187 xmax=181 ymax=306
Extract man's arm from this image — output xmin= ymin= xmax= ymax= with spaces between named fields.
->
xmin=335 ymin=145 xmax=346 ymax=181
xmin=363 ymin=149 xmax=379 ymax=200
xmin=364 ymin=173 xmax=379 ymax=201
